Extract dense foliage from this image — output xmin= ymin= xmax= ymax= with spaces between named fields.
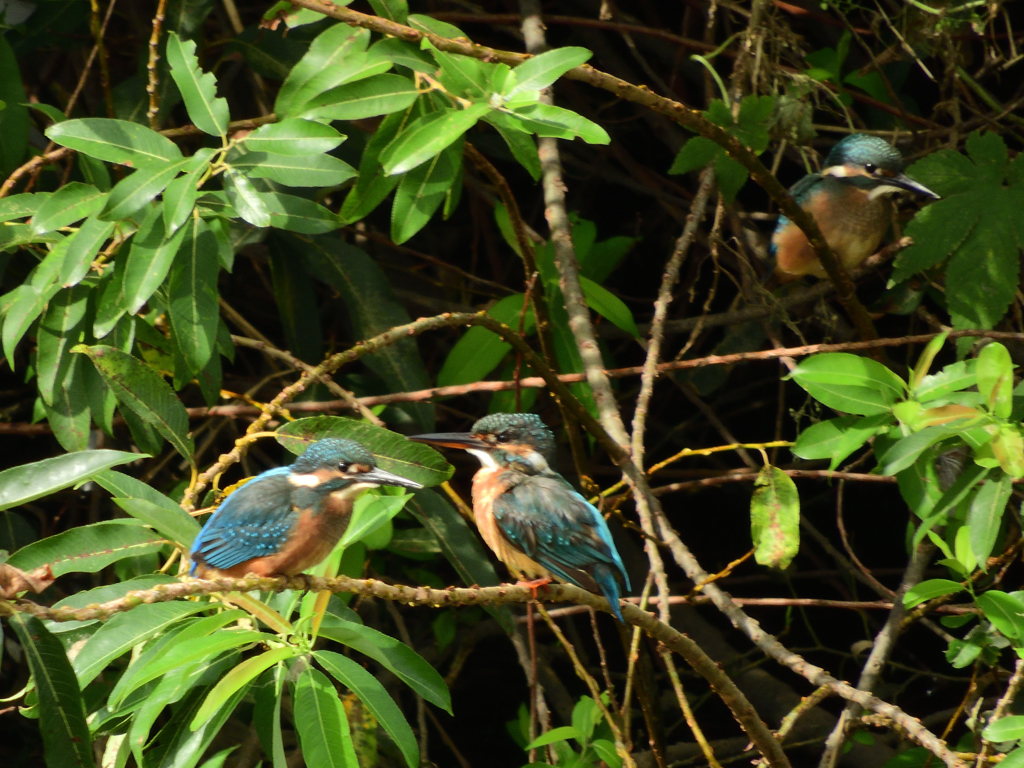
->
xmin=1 ymin=1 xmax=1024 ymax=768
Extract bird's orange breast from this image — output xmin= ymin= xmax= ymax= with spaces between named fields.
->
xmin=471 ymin=469 xmax=549 ymax=581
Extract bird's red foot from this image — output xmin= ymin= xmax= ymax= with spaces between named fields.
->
xmin=516 ymin=577 xmax=552 ymax=599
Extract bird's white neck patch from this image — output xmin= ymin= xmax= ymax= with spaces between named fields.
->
xmin=868 ymin=184 xmax=903 ymax=199
xmin=467 ymin=449 xmax=498 ymax=469
xmin=330 ymin=482 xmax=376 ymax=501
xmin=289 ymin=473 xmax=322 ymax=487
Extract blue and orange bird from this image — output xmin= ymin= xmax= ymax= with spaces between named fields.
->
xmin=189 ymin=439 xmax=423 ymax=578
xmin=410 ymin=413 xmax=632 ymax=621
xmin=771 ymin=134 xmax=938 ymax=281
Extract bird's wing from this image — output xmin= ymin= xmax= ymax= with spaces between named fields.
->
xmin=771 ymin=172 xmax=824 ymax=248
xmin=491 ymin=474 xmax=630 ymax=591
xmin=190 ymin=468 xmax=299 ymax=572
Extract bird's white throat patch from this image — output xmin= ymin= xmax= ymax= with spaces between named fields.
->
xmin=868 ymin=184 xmax=903 ymax=199
xmin=329 ymin=482 xmax=376 ymax=501
xmin=467 ymin=449 xmax=498 ymax=469
xmin=288 ymin=473 xmax=322 ymax=487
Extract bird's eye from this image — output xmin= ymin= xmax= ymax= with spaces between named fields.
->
xmin=495 ymin=433 xmax=510 ymax=443
xmin=337 ymin=462 xmax=350 ymax=473
xmin=864 ymin=162 xmax=877 ymax=173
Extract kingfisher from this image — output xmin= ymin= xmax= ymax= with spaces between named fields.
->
xmin=189 ymin=438 xmax=423 ymax=578
xmin=410 ymin=413 xmax=631 ymax=621
xmin=771 ymin=134 xmax=938 ymax=280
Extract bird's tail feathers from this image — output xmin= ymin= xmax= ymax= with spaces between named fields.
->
xmin=593 ymin=563 xmax=625 ymax=622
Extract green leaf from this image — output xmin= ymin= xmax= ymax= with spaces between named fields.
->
xmin=315 ymin=650 xmax=419 ymax=768
xmin=367 ymin=0 xmax=407 ymax=23
xmin=0 ymin=449 xmax=139 ymax=511
xmin=792 ymin=414 xmax=892 ymax=470
xmin=230 ymin=151 xmax=357 ymax=188
xmin=526 ymin=726 xmax=586 ymax=750
xmin=669 ymin=136 xmax=720 ymax=175
xmin=714 ymin=153 xmax=749 ymax=204
xmin=508 ymin=47 xmax=591 ymax=95
xmin=223 ymin=168 xmax=271 ymax=228
xmin=163 ymin=167 xmax=203 ymax=236
xmin=71 ymin=601 xmax=209 ymax=687
xmin=788 ymin=353 xmax=906 ymax=415
xmin=339 ymin=109 xmax=405 ymax=223
xmin=382 ymin=103 xmax=491 ymax=175
xmin=43 ymin=369 xmax=91 ymax=452
xmin=298 ymin=73 xmax=419 ymax=122
xmin=902 ymin=578 xmax=965 ymax=608
xmin=294 ymin=666 xmax=359 ymax=768
xmin=969 ymin=475 xmax=1012 ymax=569
xmin=114 ymin=496 xmax=200 ymax=547
xmin=437 ymin=292 xmax=533 ymax=386
xmin=483 ymin=111 xmax=542 ymax=180
xmin=59 ymin=215 xmax=116 ymax=287
xmin=316 ymin=616 xmax=452 ymax=712
xmin=340 ymin=492 xmax=412 ymax=549
xmin=508 ymin=102 xmax=609 ymax=144
xmin=592 ymin=739 xmax=623 ymax=768
xmin=166 ymin=32 xmax=229 ymax=137
xmin=0 ymin=36 xmax=29 ymax=177
xmin=75 ymin=344 xmax=195 ymax=464
xmin=0 ymin=192 xmax=50 ymax=223
xmin=36 ymin=285 xmax=90 ymax=405
xmin=579 ymin=276 xmax=638 ymax=336
xmin=43 ymin=574 xmax=177 ymax=634
xmin=243 ymin=118 xmax=345 ymax=155
xmin=391 ymin=137 xmax=460 ymax=243
xmin=405 ymin=490 xmax=515 ymax=633
xmin=983 ymin=716 xmax=1024 ymax=743
xmin=750 ymin=465 xmax=800 ymax=569
xmin=123 ymin=203 xmax=189 ymax=314
xmin=100 ymin=158 xmax=191 ymax=221
xmin=30 ymin=182 xmax=107 ymax=234
xmin=252 ymin=665 xmax=288 ymax=768
xmin=169 ymin=216 xmax=220 ymax=376
xmin=261 ymin=192 xmax=342 ymax=234
xmin=976 ymin=590 xmax=1024 ymax=639
xmin=368 ymin=38 xmax=435 ymax=74
xmin=192 ymin=647 xmax=298 ymax=730
xmin=879 ymin=425 xmax=956 ymax=475
xmin=914 ymin=360 xmax=977 ymax=402
xmin=276 ymin=416 xmax=452 ymax=487
xmin=977 ymin=342 xmax=1014 ymax=418
xmin=46 ymin=118 xmax=183 ymax=167
xmin=275 ymin=25 xmax=385 ymax=117
xmin=6 ymin=519 xmax=166 ymax=576
xmin=300 ymin=236 xmax=434 ymax=429
xmin=7 ymin=614 xmax=92 ymax=768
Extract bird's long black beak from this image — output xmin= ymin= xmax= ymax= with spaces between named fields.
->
xmin=408 ymin=432 xmax=489 ymax=451
xmin=357 ymin=467 xmax=423 ymax=490
xmin=890 ymin=173 xmax=940 ymax=199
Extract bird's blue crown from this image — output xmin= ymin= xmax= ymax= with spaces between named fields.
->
xmin=825 ymin=134 xmax=903 ymax=172
xmin=291 ymin=438 xmax=376 ymax=473
xmin=472 ymin=412 xmax=556 ymax=462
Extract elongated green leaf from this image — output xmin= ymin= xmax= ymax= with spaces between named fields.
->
xmin=36 ymin=285 xmax=89 ymax=404
xmin=223 ymin=168 xmax=271 ymax=228
xmin=299 ymin=73 xmax=418 ymax=121
xmin=100 ymin=158 xmax=190 ymax=221
xmin=526 ymin=726 xmax=586 ymax=750
xmin=46 ymin=118 xmax=183 ymax=167
xmin=0 ymin=449 xmax=139 ymax=511
xmin=261 ymin=192 xmax=341 ymax=233
xmin=275 ymin=25 xmax=374 ymax=117
xmin=382 ymin=103 xmax=490 ymax=175
xmin=59 ymin=215 xmax=116 ymax=287
xmin=977 ymin=590 xmax=1024 ymax=640
xmin=123 ymin=204 xmax=188 ymax=314
xmin=243 ymin=118 xmax=344 ymax=155
xmin=0 ymin=192 xmax=50 ymax=223
xmin=74 ymin=344 xmax=195 ymax=464
xmin=166 ymin=32 xmax=229 ymax=137
xmin=792 ymin=413 xmax=892 ymax=470
xmin=437 ymin=292 xmax=533 ymax=387
xmin=315 ymin=650 xmax=418 ymax=768
xmin=902 ymin=578 xmax=965 ymax=608
xmin=2 ymin=283 xmax=58 ymax=367
xmin=169 ymin=216 xmax=220 ymax=376
xmin=30 ymin=182 xmax=108 ymax=234
xmin=299 ymin=236 xmax=434 ymax=429
xmin=508 ymin=102 xmax=609 ymax=144
xmin=880 ymin=425 xmax=955 ymax=475
xmin=8 ymin=614 xmax=92 ymax=768
xmin=579 ymin=276 xmax=638 ymax=336
xmin=339 ymin=109 xmax=405 ymax=223
xmin=192 ymin=647 xmax=297 ymax=730
xmin=969 ymin=475 xmax=1012 ymax=569
xmin=253 ymin=665 xmax=288 ymax=768
xmin=367 ymin=38 xmax=435 ymax=74
xmin=977 ymin=342 xmax=1014 ymax=418
xmin=6 ymin=519 xmax=166 ymax=576
xmin=294 ymin=666 xmax=359 ymax=768
xmin=483 ymin=111 xmax=541 ymax=180
xmin=230 ymin=151 xmax=357 ymax=188
xmin=276 ymin=416 xmax=451 ymax=487
xmin=983 ymin=715 xmax=1024 ymax=743
xmin=750 ymin=465 xmax=800 ymax=569
xmin=340 ymin=492 xmax=412 ymax=549
xmin=163 ymin=167 xmax=202 ymax=236
xmin=391 ymin=138 xmax=459 ymax=243
xmin=114 ymin=497 xmax=200 ymax=547
xmin=317 ymin=615 xmax=451 ymax=712
xmin=72 ymin=601 xmax=209 ymax=687
xmin=367 ymin=0 xmax=407 ymax=22
xmin=508 ymin=47 xmax=591 ymax=95
xmin=42 ymin=361 xmax=91 ymax=453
